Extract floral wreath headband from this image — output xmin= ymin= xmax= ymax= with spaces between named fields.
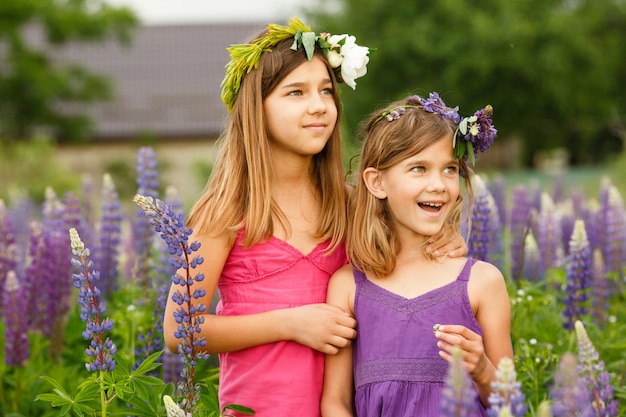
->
xmin=220 ymin=17 xmax=371 ymax=112
xmin=372 ymin=92 xmax=497 ymax=165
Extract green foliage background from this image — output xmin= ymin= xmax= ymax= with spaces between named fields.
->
xmin=307 ymin=0 xmax=626 ymax=166
xmin=0 ymin=0 xmax=138 ymax=142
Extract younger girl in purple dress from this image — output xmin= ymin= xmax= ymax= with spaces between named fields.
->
xmin=321 ymin=93 xmax=513 ymax=417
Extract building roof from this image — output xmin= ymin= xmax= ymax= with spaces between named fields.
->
xmin=53 ymin=22 xmax=267 ymax=139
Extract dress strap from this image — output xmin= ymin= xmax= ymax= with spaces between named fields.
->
xmin=457 ymin=258 xmax=477 ymax=282
xmin=352 ymin=265 xmax=367 ymax=284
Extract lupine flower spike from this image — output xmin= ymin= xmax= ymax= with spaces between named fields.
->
xmin=549 ymin=353 xmax=595 ymax=417
xmin=562 ymin=220 xmax=592 ymax=329
xmin=69 ymin=228 xmax=117 ymax=373
xmin=440 ymin=346 xmax=479 ymax=416
xmin=2 ymin=270 xmax=29 ymax=368
xmin=598 ymin=179 xmax=626 ymax=281
xmin=163 ymin=394 xmax=190 ymax=417
xmin=575 ymin=320 xmax=618 ymax=417
xmin=133 ymin=194 xmax=208 ymax=415
xmin=487 ymin=357 xmax=528 ymax=417
xmin=468 ymin=175 xmax=503 ymax=266
xmin=536 ymin=192 xmax=564 ymax=274
xmin=133 ymin=146 xmax=160 ymax=293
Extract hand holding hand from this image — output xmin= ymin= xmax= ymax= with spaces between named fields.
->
xmin=287 ymin=303 xmax=357 ymax=355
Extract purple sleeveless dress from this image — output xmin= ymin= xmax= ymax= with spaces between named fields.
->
xmin=352 ymin=258 xmax=488 ymax=417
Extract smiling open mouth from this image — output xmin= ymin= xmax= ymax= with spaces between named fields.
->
xmin=418 ymin=202 xmax=443 ymax=212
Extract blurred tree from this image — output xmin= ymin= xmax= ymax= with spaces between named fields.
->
xmin=0 ymin=0 xmax=138 ymax=143
xmin=307 ymin=0 xmax=626 ymax=166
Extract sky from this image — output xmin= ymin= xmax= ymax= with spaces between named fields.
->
xmin=104 ymin=0 xmax=307 ymax=24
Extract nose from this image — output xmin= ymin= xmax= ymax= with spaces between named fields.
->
xmin=308 ymin=92 xmax=328 ymax=115
xmin=426 ymin=172 xmax=446 ymax=193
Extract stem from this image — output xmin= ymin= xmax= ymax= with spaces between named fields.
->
xmin=13 ymin=366 xmax=22 ymax=412
xmin=100 ymin=370 xmax=107 ymax=417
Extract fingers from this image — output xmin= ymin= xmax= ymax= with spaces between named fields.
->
xmin=434 ymin=325 xmax=484 ymax=371
xmin=293 ymin=304 xmax=357 ymax=353
xmin=426 ymin=231 xmax=468 ymax=258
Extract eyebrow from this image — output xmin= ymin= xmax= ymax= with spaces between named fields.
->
xmin=403 ymin=157 xmax=458 ymax=166
xmin=279 ymin=78 xmax=333 ymax=89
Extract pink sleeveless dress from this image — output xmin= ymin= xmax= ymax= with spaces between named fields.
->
xmin=216 ymin=233 xmax=347 ymax=417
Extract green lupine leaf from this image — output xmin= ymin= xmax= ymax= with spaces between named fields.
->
xmin=132 ymin=351 xmax=163 ymax=375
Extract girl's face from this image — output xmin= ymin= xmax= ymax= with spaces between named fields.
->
xmin=263 ymin=56 xmax=338 ymax=160
xmin=375 ymin=134 xmax=460 ymax=242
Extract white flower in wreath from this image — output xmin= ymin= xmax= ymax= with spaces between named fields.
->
xmin=327 ymin=34 xmax=369 ymax=89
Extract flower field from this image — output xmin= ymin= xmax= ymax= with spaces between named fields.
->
xmin=0 ymin=146 xmax=624 ymax=417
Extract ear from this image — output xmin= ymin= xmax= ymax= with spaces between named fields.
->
xmin=362 ymin=167 xmax=387 ymax=199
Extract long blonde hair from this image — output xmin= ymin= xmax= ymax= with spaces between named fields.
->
xmin=188 ymin=32 xmax=347 ymax=251
xmin=348 ymin=97 xmax=474 ymax=277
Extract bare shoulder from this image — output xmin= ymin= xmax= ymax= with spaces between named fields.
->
xmin=328 ymin=263 xmax=356 ymax=289
xmin=469 ymin=259 xmax=504 ymax=283
xmin=467 ymin=260 xmax=508 ymax=298
xmin=326 ymin=263 xmax=356 ymax=313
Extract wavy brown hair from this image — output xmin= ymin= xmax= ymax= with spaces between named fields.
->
xmin=187 ymin=30 xmax=347 ymax=251
xmin=348 ymin=96 xmax=474 ymax=278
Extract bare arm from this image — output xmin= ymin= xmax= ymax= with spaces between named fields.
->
xmin=321 ymin=264 xmax=356 ymax=417
xmin=434 ymin=261 xmax=512 ymax=405
xmin=163 ymin=231 xmax=357 ymax=354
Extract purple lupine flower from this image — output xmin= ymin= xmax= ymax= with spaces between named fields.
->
xmin=133 ymin=194 xmax=208 ymax=414
xmin=2 ymin=270 xmax=29 ymax=367
xmin=162 ymin=349 xmax=184 ymax=385
xmin=440 ymin=347 xmax=479 ymax=416
xmin=487 ymin=175 xmax=507 ymax=229
xmin=590 ymin=249 xmax=610 ymax=327
xmin=6 ymin=193 xmax=35 ymax=260
xmin=510 ymin=185 xmax=533 ymax=281
xmin=462 ymin=105 xmax=498 ymax=156
xmin=34 ymin=188 xmax=73 ymax=345
xmin=63 ymin=191 xmax=93 ymax=250
xmin=562 ymin=220 xmax=592 ymax=330
xmin=22 ymin=195 xmax=74 ymax=355
xmin=522 ymin=232 xmax=542 ymax=281
xmin=94 ymin=173 xmax=123 ymax=299
xmin=575 ymin=320 xmax=619 ymax=416
xmin=135 ymin=187 xmax=184 ymax=371
xmin=468 ymin=175 xmax=502 ymax=266
xmin=558 ymin=200 xmax=576 ymax=258
xmin=0 ymin=200 xmax=18 ymax=311
xmin=550 ymin=353 xmax=595 ymax=417
xmin=69 ymin=228 xmax=117 ymax=372
xmin=412 ymin=92 xmax=461 ymax=123
xmin=23 ymin=222 xmax=46 ymax=329
xmin=597 ymin=178 xmax=626 ymax=281
xmin=132 ymin=147 xmax=161 ymax=294
xmin=535 ymin=192 xmax=564 ymax=274
xmin=487 ymin=357 xmax=527 ymax=417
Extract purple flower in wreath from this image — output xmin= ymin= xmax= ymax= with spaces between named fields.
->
xmin=414 ymin=92 xmax=461 ymax=124
xmin=462 ymin=105 xmax=498 ymax=156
